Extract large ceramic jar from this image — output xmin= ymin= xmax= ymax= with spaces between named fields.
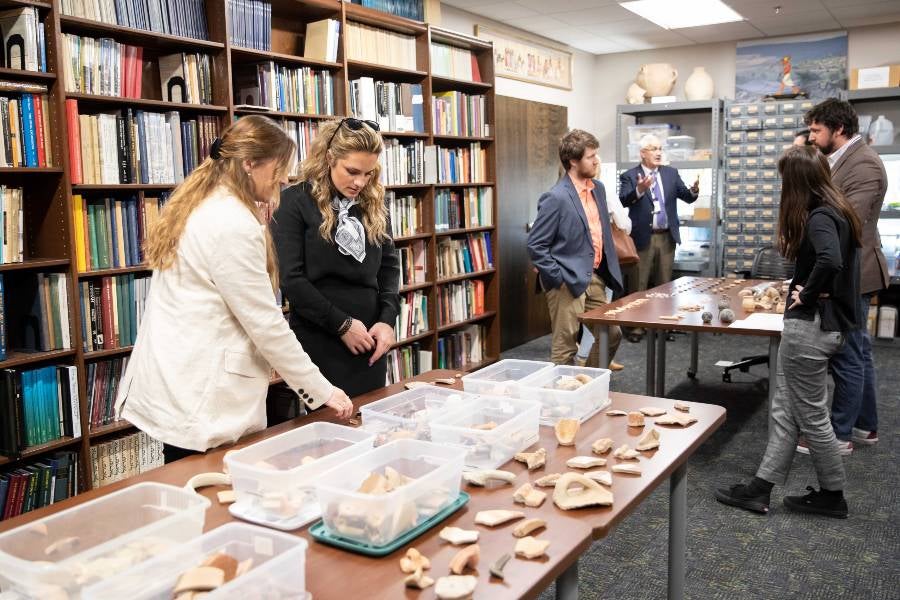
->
xmin=636 ymin=63 xmax=678 ymax=97
xmin=684 ymin=66 xmax=714 ymax=100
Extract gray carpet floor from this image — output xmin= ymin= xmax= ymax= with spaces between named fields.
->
xmin=500 ymin=332 xmax=900 ymax=600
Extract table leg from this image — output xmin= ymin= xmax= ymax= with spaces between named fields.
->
xmin=555 ymin=558 xmax=579 ymax=600
xmin=655 ymin=329 xmax=667 ymax=397
xmin=768 ymin=337 xmax=780 ymax=404
xmin=646 ymin=328 xmax=657 ymax=396
xmin=688 ymin=331 xmax=699 ymax=379
xmin=668 ymin=463 xmax=687 ymax=600
xmin=596 ymin=324 xmax=609 ymax=371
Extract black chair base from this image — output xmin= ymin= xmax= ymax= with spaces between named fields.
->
xmin=722 ymin=354 xmax=769 ymax=382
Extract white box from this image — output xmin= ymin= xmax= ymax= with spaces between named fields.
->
xmin=0 ymin=483 xmax=209 ymax=599
xmin=224 ymin=422 xmax=375 ymax=530
xmin=461 ymin=359 xmax=553 ymax=397
xmin=877 ymin=305 xmax=897 ymax=338
xmin=82 ymin=523 xmax=308 ymax=599
xmin=517 ymin=365 xmax=612 ymax=425
xmin=430 ymin=396 xmax=541 ymax=469
xmin=359 ymin=386 xmax=476 ymax=445
xmin=316 ymin=439 xmax=465 ymax=547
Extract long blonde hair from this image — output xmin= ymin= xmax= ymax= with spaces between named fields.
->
xmin=299 ymin=119 xmax=388 ymax=244
xmin=145 ymin=115 xmax=296 ymax=290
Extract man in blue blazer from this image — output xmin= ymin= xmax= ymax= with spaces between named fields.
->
xmin=527 ymin=129 xmax=623 ymax=367
xmin=620 ymin=134 xmax=699 ymax=293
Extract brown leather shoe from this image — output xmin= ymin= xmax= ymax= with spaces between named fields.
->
xmin=608 ymin=361 xmax=624 ymax=371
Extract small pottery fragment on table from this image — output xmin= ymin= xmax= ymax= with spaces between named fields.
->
xmin=515 ymin=536 xmax=550 ymax=559
xmin=636 ymin=428 xmax=660 ymax=451
xmin=512 ymin=518 xmax=547 ymax=538
xmin=566 ymin=456 xmax=606 ymax=469
xmin=612 ymin=464 xmax=642 ymax=475
xmin=606 ymin=410 xmax=628 ymax=416
xmin=592 ymin=437 xmax=614 ymax=455
xmin=435 ymin=575 xmax=478 ymax=600
xmin=613 ymin=444 xmax=640 ymax=460
xmin=404 ymin=567 xmax=434 ymax=590
xmin=533 ymin=473 xmax=562 ymax=487
xmin=449 ymin=544 xmax=480 ymax=575
xmin=513 ymin=482 xmax=547 ymax=507
xmin=584 ymin=470 xmax=612 ymax=486
xmin=400 ymin=547 xmax=431 ymax=573
xmin=655 ymin=412 xmax=698 ymax=427
xmin=439 ymin=526 xmax=479 ymax=545
xmin=474 ymin=510 xmax=526 ymax=527
xmin=514 ymin=448 xmax=547 ymax=471
xmin=674 ymin=401 xmax=690 ymax=412
xmin=463 ymin=469 xmax=516 ymax=487
xmin=554 ymin=418 xmax=580 ymax=445
xmin=627 ymin=412 xmax=646 ymax=427
xmin=639 ymin=406 xmax=666 ymax=417
xmin=552 ymin=473 xmax=613 ymax=509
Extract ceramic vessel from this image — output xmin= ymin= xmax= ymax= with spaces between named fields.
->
xmin=684 ymin=66 xmax=714 ymax=101
xmin=626 ymin=82 xmax=647 ymax=104
xmin=636 ymin=63 xmax=678 ymax=97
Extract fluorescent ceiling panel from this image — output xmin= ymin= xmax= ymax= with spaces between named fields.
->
xmin=620 ymin=0 xmax=744 ymax=29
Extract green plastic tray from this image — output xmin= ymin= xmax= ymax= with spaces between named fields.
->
xmin=309 ymin=491 xmax=470 ymax=557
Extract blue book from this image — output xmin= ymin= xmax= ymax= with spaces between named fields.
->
xmin=462 ymin=246 xmax=472 ymax=273
xmin=20 ymin=95 xmax=38 ymax=168
xmin=126 ymin=198 xmax=139 ymax=266
xmin=0 ymin=475 xmax=9 ymax=514
xmin=410 ymin=84 xmax=424 ymax=132
xmin=108 ymin=198 xmax=119 ymax=268
xmin=483 ymin=232 xmax=493 ymax=267
xmin=44 ymin=367 xmax=59 ymax=440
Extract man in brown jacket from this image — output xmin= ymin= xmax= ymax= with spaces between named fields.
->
xmin=800 ymin=98 xmax=888 ymax=455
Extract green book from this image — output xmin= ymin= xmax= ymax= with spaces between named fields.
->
xmin=99 ymin=199 xmax=111 ymax=269
xmin=87 ymin=202 xmax=99 ymax=271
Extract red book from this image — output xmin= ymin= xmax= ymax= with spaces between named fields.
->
xmin=470 ymin=54 xmax=482 ymax=83
xmin=65 ymin=99 xmax=82 ymax=184
xmin=101 ymin=277 xmax=114 ymax=350
xmin=133 ymin=47 xmax=143 ymax=99
xmin=32 ymin=94 xmax=46 ymax=167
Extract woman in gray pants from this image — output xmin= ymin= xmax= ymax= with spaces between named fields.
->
xmin=716 ymin=145 xmax=862 ymax=519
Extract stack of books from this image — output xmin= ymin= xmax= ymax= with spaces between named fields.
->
xmin=79 ymin=273 xmax=151 ymax=352
xmin=0 ymin=451 xmax=79 ymax=521
xmin=0 ymin=366 xmax=81 ymax=456
xmin=386 ymin=192 xmax=422 ymax=237
xmin=61 ymin=0 xmax=210 ymax=40
xmin=349 ymin=78 xmax=424 ymax=132
xmin=437 ymin=279 xmax=484 ymax=326
xmin=0 ymin=81 xmax=54 ymax=168
xmin=90 ymin=431 xmax=164 ymax=489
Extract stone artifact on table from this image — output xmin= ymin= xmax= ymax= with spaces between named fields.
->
xmin=719 ymin=308 xmax=736 ymax=323
xmin=489 ymin=553 xmax=512 ymax=579
xmin=655 ymin=412 xmax=698 ymax=427
xmin=514 ymin=447 xmax=547 ymax=471
xmin=613 ymin=444 xmax=640 ymax=460
xmin=566 ymin=456 xmax=606 ymax=469
xmin=463 ymin=469 xmax=516 ymax=487
xmin=606 ymin=409 xmax=627 ymax=416
xmin=554 ymin=418 xmax=579 ymax=445
xmin=512 ymin=518 xmax=547 ymax=538
xmin=612 ymin=464 xmax=642 ymax=475
xmin=474 ymin=510 xmax=526 ymax=527
xmin=405 ymin=567 xmax=435 ymax=590
xmin=592 ymin=437 xmax=614 ymax=455
xmin=435 ymin=575 xmax=478 ymax=600
xmin=440 ymin=526 xmax=479 ymax=545
xmin=627 ymin=412 xmax=645 ymax=427
xmin=449 ymin=544 xmax=480 ymax=575
xmin=674 ymin=401 xmax=690 ymax=412
xmin=513 ymin=483 xmax=547 ymax=507
xmin=639 ymin=406 xmax=666 ymax=417
xmin=553 ymin=472 xmax=614 ymax=509
xmin=534 ymin=473 xmax=562 ymax=487
xmin=400 ymin=547 xmax=431 ymax=573
xmin=636 ymin=428 xmax=660 ymax=451
xmin=515 ymin=536 xmax=550 ymax=559
xmin=585 ymin=470 xmax=612 ymax=486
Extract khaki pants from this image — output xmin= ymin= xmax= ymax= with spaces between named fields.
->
xmin=636 ymin=232 xmax=676 ymax=291
xmin=545 ymin=273 xmax=621 ymax=366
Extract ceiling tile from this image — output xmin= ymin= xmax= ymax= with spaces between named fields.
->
xmin=832 ymin=13 xmax=900 ymax=27
xmin=553 ymin=10 xmax=649 ymax=27
xmin=503 ymin=15 xmax=571 ymax=32
xmin=513 ymin=0 xmax=617 ymax=13
xmin=729 ymin=0 xmax=828 ymax=20
xmin=749 ymin=12 xmax=841 ymax=36
xmin=570 ymin=38 xmax=633 ymax=54
xmin=441 ymin=0 xmax=495 ymax=8
xmin=464 ymin=2 xmax=541 ymax=20
xmin=677 ymin=20 xmax=765 ymax=43
xmin=830 ymin=0 xmax=900 ymax=20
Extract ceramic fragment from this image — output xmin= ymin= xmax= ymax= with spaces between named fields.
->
xmin=439 ymin=527 xmax=479 ymax=545
xmin=474 ymin=510 xmax=526 ymax=527
xmin=552 ymin=473 xmax=613 ymax=510
xmin=515 ymin=536 xmax=550 ymax=559
xmin=489 ymin=553 xmax=511 ymax=579
xmin=513 ymin=483 xmax=546 ymax=507
xmin=435 ymin=575 xmax=478 ymax=600
xmin=533 ymin=473 xmax=562 ymax=487
xmin=591 ymin=438 xmax=614 ymax=455
xmin=612 ymin=464 xmax=642 ymax=475
xmin=674 ymin=401 xmax=690 ymax=412
xmin=612 ymin=444 xmax=640 ymax=460
xmin=566 ymin=456 xmax=606 ymax=469
xmin=404 ymin=568 xmax=435 ymax=590
xmin=606 ymin=410 xmax=627 ymax=416
xmin=627 ymin=412 xmax=645 ymax=427
xmin=584 ymin=470 xmax=612 ymax=486
xmin=655 ymin=412 xmax=698 ymax=427
xmin=400 ymin=547 xmax=430 ymax=574
xmin=514 ymin=448 xmax=547 ymax=471
xmin=639 ymin=406 xmax=666 ymax=417
xmin=636 ymin=428 xmax=660 ymax=451
xmin=554 ymin=418 xmax=579 ymax=445
xmin=216 ymin=490 xmax=236 ymax=505
xmin=512 ymin=518 xmax=547 ymax=538
xmin=463 ymin=469 xmax=516 ymax=487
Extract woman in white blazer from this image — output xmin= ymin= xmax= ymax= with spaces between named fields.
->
xmin=115 ymin=116 xmax=352 ymax=463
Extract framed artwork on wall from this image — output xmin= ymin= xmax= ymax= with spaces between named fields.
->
xmin=475 ymin=25 xmax=572 ymax=90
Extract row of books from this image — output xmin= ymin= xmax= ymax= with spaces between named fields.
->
xmin=350 ymin=0 xmax=423 ymax=21
xmin=349 ymin=78 xmax=424 ymax=133
xmin=279 ymin=119 xmax=320 ymax=176
xmin=158 ymin=52 xmax=214 ymax=105
xmin=62 ymin=35 xmax=143 ymax=99
xmin=303 ymin=19 xmax=341 ymax=63
xmin=433 ymin=91 xmax=489 ymax=138
xmin=385 ymin=342 xmax=432 ymax=385
xmin=435 ymin=187 xmax=493 ymax=231
xmin=91 ymin=431 xmax=164 ymax=489
xmin=0 ymin=87 xmax=54 ymax=168
xmin=4 ymin=272 xmax=72 ymax=354
xmin=380 ymin=138 xmax=425 ymax=186
xmin=227 ymin=0 xmax=271 ymax=51
xmin=235 ymin=63 xmax=334 ymax=115
xmin=60 ymin=0 xmax=210 ymax=41
xmin=436 ymin=142 xmax=487 ymax=184
xmin=0 ymin=366 xmax=81 ymax=456
xmin=398 ymin=240 xmax=426 ymax=288
xmin=397 ymin=290 xmax=428 ymax=342
xmin=0 ymin=187 xmax=22 ymax=265
xmin=0 ymin=451 xmax=78 ymax=522
xmin=345 ymin=21 xmax=416 ymax=71
xmin=437 ymin=324 xmax=484 ymax=370
xmin=0 ymin=7 xmax=46 ymax=72
xmin=79 ymin=274 xmax=151 ymax=352
xmin=86 ymin=357 xmax=127 ymax=428
xmin=437 ymin=279 xmax=485 ymax=327
xmin=437 ymin=232 xmax=493 ymax=279
xmin=430 ymin=42 xmax=482 ymax=83
xmin=66 ymin=102 xmax=218 ymax=185
xmin=387 ymin=192 xmax=422 ymax=238
xmin=73 ymin=193 xmax=167 ymax=273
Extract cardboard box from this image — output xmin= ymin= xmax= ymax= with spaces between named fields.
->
xmin=692 ymin=207 xmax=711 ymax=221
xmin=850 ymin=65 xmax=900 ymax=90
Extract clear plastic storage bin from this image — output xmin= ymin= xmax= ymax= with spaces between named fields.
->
xmin=0 ymin=482 xmax=209 ymax=599
xmin=461 ymin=359 xmax=553 ymax=397
xmin=430 ymin=396 xmax=541 ymax=469
xmin=224 ymin=422 xmax=375 ymax=530
xmin=518 ymin=365 xmax=612 ymax=425
xmin=359 ymin=386 xmax=476 ymax=445
xmin=315 ymin=439 xmax=465 ymax=547
xmin=82 ymin=523 xmax=308 ymax=599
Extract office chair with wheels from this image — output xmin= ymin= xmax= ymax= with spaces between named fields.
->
xmin=722 ymin=246 xmax=795 ymax=383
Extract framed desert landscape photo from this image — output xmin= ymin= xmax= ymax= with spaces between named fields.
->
xmin=475 ymin=24 xmax=572 ymax=90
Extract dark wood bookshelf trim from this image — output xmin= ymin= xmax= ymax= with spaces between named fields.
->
xmin=434 ymin=182 xmax=495 ymax=188
xmin=0 ymin=167 xmax=63 ymax=174
xmin=67 ymin=93 xmax=228 ymax=113
xmin=0 ymin=0 xmax=51 ymax=9
xmin=0 ymin=437 xmax=81 ymax=467
xmin=385 ymin=183 xmax=430 ymax=190
xmin=390 ymin=330 xmax=434 ymax=349
xmin=72 ymin=183 xmax=175 ymax=191
xmin=437 ymin=268 xmax=496 ymax=284
xmin=83 ymin=346 xmax=134 ymax=360
xmin=58 ymin=15 xmax=225 ymax=50
xmin=344 ymin=3 xmax=428 ymax=34
xmin=78 ymin=266 xmax=150 ymax=278
xmin=233 ymin=107 xmax=336 ymax=120
xmin=437 ymin=310 xmax=496 ymax=332
xmin=399 ymin=280 xmax=433 ymax=293
xmin=0 ymin=258 xmax=69 ymax=272
xmin=230 ymin=46 xmax=342 ymax=70
xmin=0 ymin=67 xmax=56 ymax=81
xmin=430 ymin=74 xmax=492 ymax=91
xmin=381 ymin=130 xmax=429 ymax=138
xmin=393 ymin=232 xmax=432 ymax=242
xmin=435 ymin=226 xmax=493 ymax=237
xmin=432 ymin=134 xmax=494 ymax=143
xmin=346 ymin=60 xmax=427 ymax=79
xmin=89 ymin=420 xmax=134 ymax=439
xmin=0 ymin=349 xmax=76 ymax=370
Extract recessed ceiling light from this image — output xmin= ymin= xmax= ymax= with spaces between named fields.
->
xmin=620 ymin=0 xmax=744 ymax=29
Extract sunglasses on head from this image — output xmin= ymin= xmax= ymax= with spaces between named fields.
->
xmin=327 ymin=117 xmax=380 ymax=150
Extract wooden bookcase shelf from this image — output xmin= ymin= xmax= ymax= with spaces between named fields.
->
xmin=1 ymin=0 xmax=498 ymax=504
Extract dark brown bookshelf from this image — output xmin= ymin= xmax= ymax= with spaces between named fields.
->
xmin=0 ymin=349 xmax=77 ymax=370
xmin=380 ymin=131 xmax=429 ymax=138
xmin=0 ymin=167 xmax=63 ymax=174
xmin=390 ymin=329 xmax=434 ymax=349
xmin=58 ymin=15 xmax=225 ymax=50
xmin=0 ymin=67 xmax=56 ymax=81
xmin=430 ymin=75 xmax=492 ymax=92
xmin=346 ymin=60 xmax=427 ymax=81
xmin=78 ymin=266 xmax=150 ymax=278
xmin=0 ymin=437 xmax=81 ymax=467
xmin=432 ymin=135 xmax=494 ymax=143
xmin=0 ymin=0 xmax=52 ymax=9
xmin=89 ymin=420 xmax=135 ymax=440
xmin=399 ymin=280 xmax=433 ymax=293
xmin=233 ymin=107 xmax=336 ymax=120
xmin=71 ymin=184 xmax=175 ymax=191
xmin=0 ymin=258 xmax=69 ymax=272
xmin=437 ymin=268 xmax=496 ymax=284
xmin=83 ymin=346 xmax=135 ymax=360
xmin=436 ymin=226 xmax=494 ymax=237
xmin=230 ymin=46 xmax=342 ymax=70
xmin=435 ymin=182 xmax=496 ymax=188
xmin=394 ymin=232 xmax=432 ymax=242
xmin=385 ymin=183 xmax=431 ymax=190
xmin=437 ymin=310 xmax=497 ymax=333
xmin=66 ymin=93 xmax=229 ymax=114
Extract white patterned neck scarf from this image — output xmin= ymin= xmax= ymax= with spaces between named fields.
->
xmin=332 ymin=197 xmax=366 ymax=263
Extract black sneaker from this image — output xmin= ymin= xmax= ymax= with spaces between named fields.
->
xmin=783 ymin=486 xmax=848 ymax=519
xmin=715 ymin=483 xmax=770 ymax=514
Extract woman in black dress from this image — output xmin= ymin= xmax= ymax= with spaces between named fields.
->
xmin=272 ymin=118 xmax=400 ymax=397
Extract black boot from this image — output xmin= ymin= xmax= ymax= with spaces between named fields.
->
xmin=783 ymin=486 xmax=848 ymax=519
xmin=715 ymin=482 xmax=771 ymax=514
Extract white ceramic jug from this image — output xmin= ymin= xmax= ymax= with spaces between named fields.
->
xmin=636 ymin=63 xmax=678 ymax=97
xmin=684 ymin=67 xmax=714 ymax=101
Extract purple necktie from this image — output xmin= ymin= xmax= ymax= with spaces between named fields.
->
xmin=651 ymin=172 xmax=666 ymax=230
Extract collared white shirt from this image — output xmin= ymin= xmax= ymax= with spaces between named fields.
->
xmin=827 ymin=134 xmax=861 ymax=168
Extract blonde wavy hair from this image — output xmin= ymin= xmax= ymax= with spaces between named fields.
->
xmin=145 ymin=115 xmax=296 ymax=290
xmin=299 ymin=118 xmax=388 ymax=244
